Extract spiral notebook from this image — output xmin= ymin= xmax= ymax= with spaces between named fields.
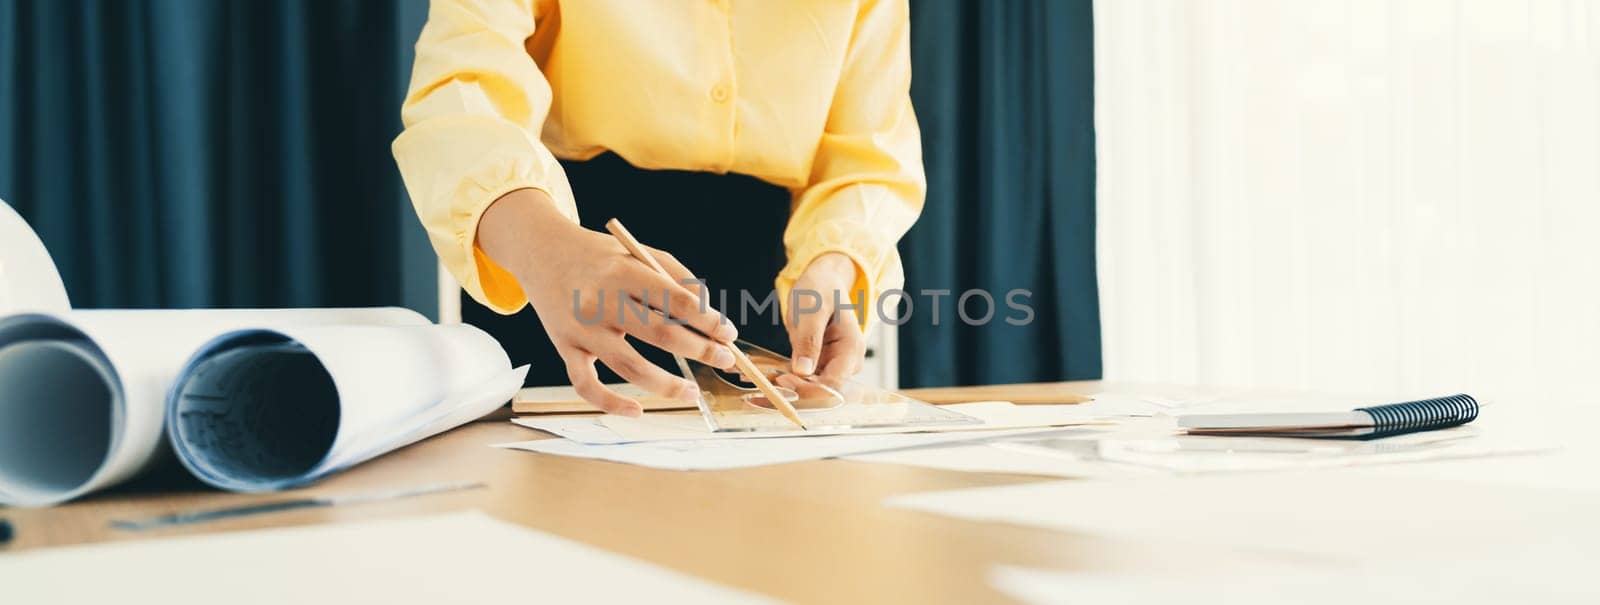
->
xmin=1177 ymin=394 xmax=1479 ymax=439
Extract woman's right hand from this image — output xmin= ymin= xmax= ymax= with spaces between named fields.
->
xmin=476 ymin=188 xmax=737 ymax=416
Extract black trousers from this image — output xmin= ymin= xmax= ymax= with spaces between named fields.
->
xmin=462 ymin=153 xmax=792 ymax=387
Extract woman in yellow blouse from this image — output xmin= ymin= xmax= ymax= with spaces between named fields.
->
xmin=394 ymin=0 xmax=924 ymax=415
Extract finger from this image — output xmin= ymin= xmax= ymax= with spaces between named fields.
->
xmin=817 ymin=329 xmax=866 ymax=383
xmin=775 ymin=372 xmax=845 ymax=405
xmin=648 ymin=247 xmax=699 ymax=287
xmin=818 ymin=350 xmax=863 ymax=384
xmin=595 ymin=338 xmax=700 ymax=402
xmin=774 ymin=373 xmax=808 ymax=390
xmin=559 ymin=346 xmax=642 ymax=417
xmin=786 ymin=301 xmax=832 ymax=376
xmin=618 ymin=262 xmax=738 ymax=343
xmin=622 ymin=315 xmax=736 ymax=369
xmin=816 ymin=308 xmax=864 ymax=374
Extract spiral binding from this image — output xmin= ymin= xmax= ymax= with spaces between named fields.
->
xmin=1354 ymin=393 xmax=1479 ymax=439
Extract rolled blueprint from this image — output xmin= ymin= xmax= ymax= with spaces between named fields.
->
xmin=0 ymin=197 xmax=520 ymax=504
xmin=167 ymin=323 xmax=523 ymax=492
xmin=0 ymin=307 xmax=429 ymax=506
xmin=3 ymin=201 xmax=424 ymax=505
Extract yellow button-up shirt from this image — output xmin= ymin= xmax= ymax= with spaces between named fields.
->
xmin=393 ymin=0 xmax=924 ymax=321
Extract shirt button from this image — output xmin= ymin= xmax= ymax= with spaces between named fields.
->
xmin=709 ymin=83 xmax=730 ymax=103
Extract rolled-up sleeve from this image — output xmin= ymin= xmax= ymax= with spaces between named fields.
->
xmin=777 ymin=0 xmax=925 ymax=328
xmin=392 ymin=0 xmax=576 ymax=314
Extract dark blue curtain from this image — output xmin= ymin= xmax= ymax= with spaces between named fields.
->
xmin=0 ymin=0 xmax=435 ymax=312
xmin=900 ymin=0 xmax=1101 ymax=387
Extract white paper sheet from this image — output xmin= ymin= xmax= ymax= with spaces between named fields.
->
xmin=844 ymin=436 xmax=1165 ymax=480
xmin=839 ymin=418 xmax=1180 ymax=479
xmin=514 ymin=402 xmax=1109 ymax=445
xmin=1022 ymin=430 xmax=1551 ymax=474
xmin=5 ymin=510 xmax=775 ymax=605
xmin=988 ymin=548 xmax=1598 ymax=605
xmin=0 ymin=307 xmax=428 ymax=506
xmin=167 ymin=323 xmax=523 ymax=492
xmin=514 ymin=414 xmax=642 ymax=443
xmin=0 ymin=198 xmax=70 ymax=313
xmin=496 ymin=428 xmax=1061 ymax=471
xmin=888 ymin=470 xmax=1600 ymax=561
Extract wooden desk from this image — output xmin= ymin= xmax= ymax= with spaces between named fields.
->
xmin=2 ymin=381 xmax=1248 ymax=603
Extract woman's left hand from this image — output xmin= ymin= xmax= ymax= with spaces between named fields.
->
xmin=784 ymin=252 xmax=867 ymax=385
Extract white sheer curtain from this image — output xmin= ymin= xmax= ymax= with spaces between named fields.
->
xmin=1094 ymin=1 xmax=1600 ymax=414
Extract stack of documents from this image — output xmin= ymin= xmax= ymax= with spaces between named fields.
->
xmin=500 ymin=401 xmax=1133 ymax=470
xmin=502 ymin=387 xmax=1535 ymax=475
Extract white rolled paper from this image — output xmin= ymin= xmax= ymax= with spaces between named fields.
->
xmin=0 ymin=196 xmax=521 ymax=506
xmin=0 ymin=308 xmax=429 ymax=506
xmin=167 ymin=323 xmax=524 ymax=492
